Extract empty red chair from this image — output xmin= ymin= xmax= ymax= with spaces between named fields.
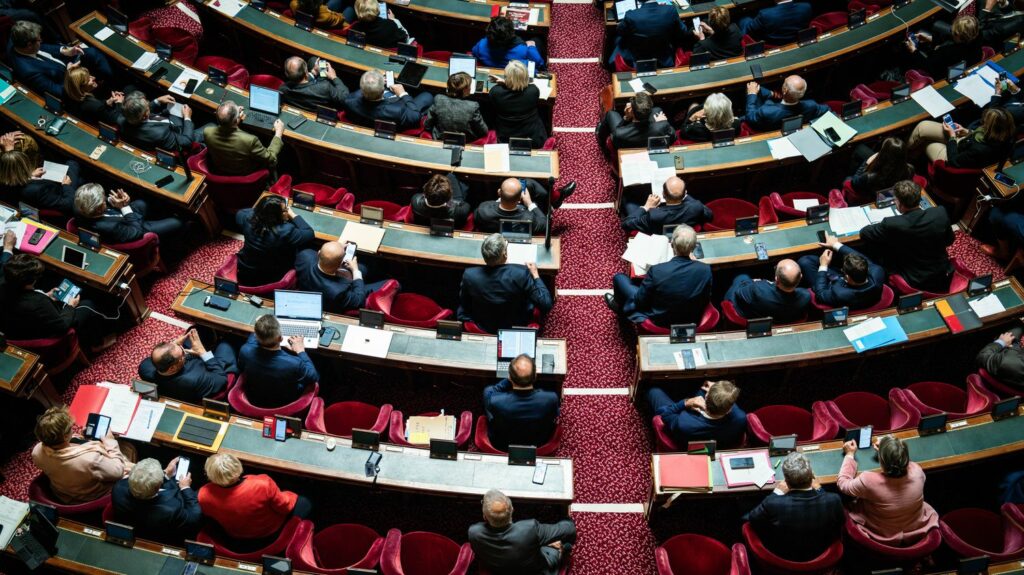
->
xmin=905 ymin=69 xmax=935 ymax=91
xmin=250 ymin=75 xmax=285 ymax=90
xmin=10 ymin=329 xmax=90 ymax=375
xmin=469 ymin=131 xmax=499 ymax=146
xmin=269 ymin=174 xmax=352 ymax=208
xmin=758 ymin=196 xmax=779 ymax=225
xmin=305 ymin=400 xmax=392 ymax=436
xmin=636 ymin=302 xmax=719 ymax=335
xmin=902 ymin=378 xmax=998 ymax=419
xmin=388 ymin=410 xmax=473 ymax=449
xmin=746 ymin=403 xmax=838 ymax=444
xmin=353 ymin=200 xmax=412 ymax=223
xmin=927 ymin=160 xmax=982 ymax=221
xmin=67 ymin=218 xmax=165 ymax=277
xmin=28 ymin=475 xmax=110 ymax=517
xmin=473 ymin=415 xmax=561 ymax=456
xmin=656 ymin=533 xmax=751 ymax=575
xmin=844 ymin=515 xmax=941 ymax=564
xmin=464 ymin=307 xmax=542 ymax=335
xmin=810 ymin=12 xmax=848 ymax=34
xmin=215 ymin=253 xmax=297 ymax=297
xmin=825 ymin=390 xmax=920 ymax=432
xmin=976 ymin=368 xmax=1021 ymax=397
xmin=286 ymin=521 xmax=384 ymax=574
xmin=422 ymin=50 xmax=454 ymax=61
xmin=888 ymin=257 xmax=975 ymax=298
xmin=380 ymin=529 xmax=474 ymax=575
xmin=197 ymin=516 xmax=302 ymax=562
xmin=194 ymin=56 xmax=249 ymax=89
xmin=810 ymin=284 xmax=894 ymax=313
xmin=228 ymin=376 xmax=319 ymax=419
xmin=828 ymin=188 xmax=848 ymax=208
xmin=741 ymin=522 xmax=842 ymax=574
xmin=365 ymin=280 xmax=453 ymax=329
xmin=703 ymin=198 xmax=759 ymax=232
xmin=769 ymin=192 xmax=827 ymax=220
xmin=129 ymin=17 xmax=199 ymax=65
xmin=939 ymin=504 xmax=1024 ymax=561
xmin=651 ymin=415 xmax=682 ymax=452
xmin=188 ymin=148 xmax=270 ymax=215
xmin=849 ymin=84 xmax=880 ymax=108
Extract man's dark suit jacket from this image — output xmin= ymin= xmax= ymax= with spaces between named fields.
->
xmin=621 ymin=196 xmax=713 ymax=234
xmin=625 ymin=256 xmax=712 ymax=326
xmin=744 ymin=87 xmax=829 ymax=132
xmin=483 ymin=379 xmax=560 ymax=451
xmin=8 ymin=43 xmax=70 ymax=97
xmin=237 ymin=334 xmax=319 ymax=408
xmin=3 ymin=179 xmax=73 ymax=215
xmin=977 ymin=341 xmax=1024 ymax=390
xmin=458 ymin=264 xmax=553 ymax=334
xmin=111 ymin=477 xmax=202 ymax=541
xmin=811 ymin=245 xmax=886 ymax=309
xmin=235 ymin=209 xmax=315 ymax=286
xmin=348 ymin=17 xmax=408 ymax=49
xmin=468 ymin=518 xmax=577 ymax=575
xmin=294 ymin=249 xmax=367 ymax=312
xmin=741 ymin=2 xmax=813 ymax=44
xmin=748 ymin=489 xmax=845 ymax=562
xmin=120 ymin=114 xmax=197 ymax=152
xmin=77 ymin=209 xmax=147 ymax=245
xmin=980 ymin=6 xmax=1024 ymax=45
xmin=725 ymin=279 xmax=810 ymax=323
xmin=344 ymin=90 xmax=426 ymax=130
xmin=694 ymin=23 xmax=743 ymax=60
xmin=617 ymin=1 xmax=688 ymax=67
xmin=474 ymin=201 xmax=547 ymax=235
xmin=280 ymin=76 xmax=350 ymax=112
xmin=605 ymin=110 xmax=675 ymax=151
xmin=411 ymin=195 xmax=471 ymax=228
xmin=860 ymin=206 xmax=954 ymax=293
xmin=138 ymin=354 xmax=233 ymax=405
xmin=0 ymin=288 xmax=74 ymax=340
xmin=66 ymin=94 xmax=123 ymax=126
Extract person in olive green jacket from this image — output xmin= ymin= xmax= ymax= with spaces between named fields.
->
xmin=202 ymin=100 xmax=285 ymax=176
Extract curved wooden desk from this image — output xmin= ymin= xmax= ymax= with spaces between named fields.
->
xmin=0 ymin=346 xmax=57 ymax=407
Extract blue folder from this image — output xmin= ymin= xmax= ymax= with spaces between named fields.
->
xmin=849 ymin=316 xmax=909 ymax=353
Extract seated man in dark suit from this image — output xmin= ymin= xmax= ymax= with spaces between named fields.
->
xmin=976 ymin=329 xmax=1024 ymax=390
xmin=647 ymin=380 xmax=747 ymax=447
xmin=138 ymin=327 xmax=238 ymax=404
xmin=724 ymin=259 xmax=810 ymax=323
xmin=7 ymin=20 xmax=112 ymax=98
xmin=596 ymin=91 xmax=674 ymax=153
xmin=203 ymin=100 xmax=285 ymax=176
xmin=458 ymin=234 xmax=554 ymax=333
xmin=344 ymin=70 xmax=433 ymax=131
xmin=279 ymin=56 xmax=350 ymax=113
xmin=120 ymin=91 xmax=203 ymax=152
xmin=111 ymin=457 xmax=202 ymax=541
xmin=747 ymin=452 xmax=845 ymax=562
xmin=738 ymin=0 xmax=813 ymax=45
xmin=979 ymin=0 xmax=1024 ymax=45
xmin=294 ymin=241 xmax=392 ymax=313
xmin=483 ymin=355 xmax=559 ymax=451
xmin=743 ymin=76 xmax=830 ymax=132
xmin=608 ymin=0 xmax=689 ymax=68
xmin=796 ymin=236 xmax=885 ymax=309
xmin=474 ymin=178 xmax=550 ymax=235
xmin=860 ymin=180 xmax=954 ymax=293
xmin=410 ymin=173 xmax=472 ymax=229
xmin=606 ymin=224 xmax=713 ymax=327
xmin=468 ymin=489 xmax=576 ymax=575
xmin=237 ymin=315 xmax=319 ymax=408
xmin=73 ymin=183 xmax=185 ymax=247
xmin=621 ymin=176 xmax=713 ymax=234
xmin=0 ymin=229 xmax=13 ymax=273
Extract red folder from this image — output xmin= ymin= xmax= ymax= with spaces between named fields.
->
xmin=68 ymin=385 xmax=109 ymax=428
xmin=658 ymin=454 xmax=712 ymax=491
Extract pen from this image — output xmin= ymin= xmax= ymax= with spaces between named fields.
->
xmin=774 ymin=458 xmax=782 ymax=469
xmin=703 ymin=342 xmax=710 ymax=360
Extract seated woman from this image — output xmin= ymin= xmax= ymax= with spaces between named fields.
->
xmin=908 ymin=107 xmax=1015 ymax=168
xmin=73 ymin=183 xmax=186 ymax=247
xmin=31 ymin=405 xmax=134 ymax=504
xmin=63 ymin=67 xmax=124 ymax=126
xmin=424 ymin=72 xmax=489 ymax=141
xmin=489 ymin=60 xmax=548 ymax=148
xmin=290 ymin=0 xmax=347 ymax=28
xmin=905 ymin=15 xmax=984 ymax=80
xmin=0 ymin=133 xmax=79 ymax=214
xmin=846 ymin=137 xmax=915 ymax=198
xmin=235 ymin=194 xmax=314 ymax=286
xmin=681 ymin=92 xmax=739 ymax=142
xmin=692 ymin=6 xmax=743 ymax=60
xmin=837 ymin=435 xmax=939 ymax=544
xmin=348 ymin=0 xmax=409 ymax=49
xmin=198 ymin=453 xmax=311 ymax=544
xmin=472 ymin=16 xmax=545 ymax=70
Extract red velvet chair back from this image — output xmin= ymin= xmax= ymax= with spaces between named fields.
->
xmin=28 ymin=475 xmax=111 ymax=516
xmin=903 ymin=380 xmax=993 ymax=418
xmin=826 ymin=391 xmax=898 ymax=432
xmin=758 ymin=196 xmax=778 ymax=225
xmin=810 ymin=284 xmax=894 ymax=313
xmin=305 ymin=399 xmax=392 ymax=436
xmin=927 ymin=160 xmax=981 ymax=221
xmin=889 ymin=257 xmax=974 ymax=299
xmin=720 ymin=300 xmax=747 ymax=329
xmin=844 ymin=515 xmax=942 ymax=561
xmin=473 ymin=415 xmax=561 ymax=456
xmin=747 ymin=403 xmax=837 ymax=444
xmin=194 ymin=56 xmax=249 ymax=89
xmin=389 ymin=410 xmax=473 ymax=448
xmin=366 ymin=280 xmax=453 ymax=328
xmin=354 ymin=201 xmax=410 ymax=223
xmin=810 ymin=12 xmax=848 ymax=34
xmin=975 ymin=369 xmax=1021 ymax=397
xmin=9 ymin=329 xmax=88 ymax=375
xmin=905 ymin=69 xmax=934 ymax=91
xmin=741 ymin=522 xmax=842 ymax=573
xmin=381 ymin=529 xmax=474 ymax=575
xmin=228 ymin=375 xmax=319 ymax=418
xmin=652 ymin=415 xmax=682 ymax=452
xmin=849 ymin=84 xmax=880 ymax=108
xmin=828 ymin=189 xmax=848 ymax=208
xmin=250 ymin=75 xmax=285 ymax=90
xmin=188 ymin=148 xmax=270 ymax=215
xmin=769 ymin=192 xmax=827 ymax=219
xmin=656 ymin=533 xmax=748 ymax=575
xmin=215 ymin=253 xmax=297 ymax=297
xmin=197 ymin=516 xmax=301 ymax=562
xmin=703 ymin=198 xmax=758 ymax=232
xmin=939 ymin=508 xmax=1018 ymax=559
xmin=286 ymin=520 xmax=385 ymax=574
xmin=68 ymin=217 xmax=165 ymax=277
xmin=637 ymin=302 xmax=719 ymax=335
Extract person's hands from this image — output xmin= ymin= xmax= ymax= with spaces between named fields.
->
xmin=999 ymin=331 xmax=1016 ymax=346
xmin=0 ymin=131 xmax=22 ymax=151
xmin=842 ymin=440 xmax=857 ymax=456
xmin=325 ymin=62 xmax=337 ymax=80
xmin=916 ymin=31 xmax=932 ymax=43
xmin=904 ymin=38 xmax=916 ymax=53
xmin=181 ymin=104 xmax=192 ymax=120
xmin=391 ymin=83 xmax=407 ymax=97
xmin=819 ymin=249 xmax=833 ymax=268
xmin=62 ymin=174 xmax=72 ymax=185
xmin=488 ymin=73 xmax=503 ymax=84
xmin=186 ymin=329 xmax=207 ymax=356
xmin=623 ymin=102 xmax=634 ymax=122
xmin=526 ymin=40 xmax=536 ymax=47
xmin=31 ymin=167 xmax=45 ymax=179
xmin=1008 ymin=80 xmax=1021 ymax=95
xmin=273 ymin=119 xmax=285 ymax=137
xmin=954 ymin=125 xmax=970 ymax=138
xmin=67 ymin=293 xmax=80 ymax=308
xmin=107 ymin=91 xmax=125 ymax=106
xmin=942 ymin=122 xmax=957 ymax=139
xmin=387 ymin=8 xmax=395 ymax=19
xmin=811 ymin=477 xmax=822 ymax=490
xmin=689 ymin=108 xmax=706 ymax=121
xmin=547 ymin=541 xmax=563 ymax=551
xmin=700 ymin=380 xmax=713 ymax=392
xmin=521 ymin=186 xmax=534 ymax=208
xmin=653 ymin=110 xmax=668 ymax=122
xmin=343 ymin=254 xmax=358 ymax=271
xmin=60 ymin=45 xmax=84 ymax=59
xmin=643 ymin=194 xmax=661 ymax=210
xmin=3 ymin=230 xmax=15 ymax=251
xmin=747 ymin=81 xmax=761 ymax=96
xmin=818 ymin=232 xmax=839 ymax=248
xmin=155 ymin=95 xmax=175 ymax=107
xmin=288 ymin=335 xmax=305 ymax=354
xmin=164 ymin=457 xmax=180 ymax=478
xmin=178 ymin=472 xmax=192 ymax=489
xmin=699 ymin=22 xmax=713 ymax=36
xmin=685 ymin=396 xmax=707 ymax=411
xmin=776 ymin=480 xmax=789 ymax=494
xmin=67 ymin=60 xmax=81 ymax=71
xmin=526 ymin=262 xmax=540 ymax=279
xmin=46 ymin=287 xmax=59 ymax=301
xmin=109 ymin=188 xmax=131 ymax=209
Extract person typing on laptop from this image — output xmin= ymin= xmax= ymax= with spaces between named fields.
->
xmin=483 ymin=354 xmax=559 ymax=452
xmin=238 ymin=315 xmax=319 ymax=408
xmin=202 ymin=100 xmax=285 ymax=176
xmin=279 ymin=56 xmax=350 ymax=113
xmin=458 ymin=234 xmax=553 ymax=334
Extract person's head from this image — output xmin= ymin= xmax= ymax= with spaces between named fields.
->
xmin=503 ymin=60 xmax=529 ymax=92
xmin=877 ymin=434 xmax=910 ymax=478
xmin=670 ymin=223 xmax=697 ymax=258
xmin=423 ymin=174 xmax=453 ymax=207
xmin=249 ymin=194 xmax=288 ymax=235
xmin=498 ymin=178 xmax=524 ymax=207
xmin=781 ymin=452 xmax=814 ymax=489
xmin=704 ymin=380 xmax=740 ymax=417
xmin=707 ymin=6 xmax=731 ymax=33
xmin=951 ymin=14 xmax=979 ymax=45
xmin=360 ymin=70 xmax=387 ymax=101
xmin=508 ymin=354 xmax=536 ymax=389
xmin=781 ymin=75 xmax=808 ymax=103
xmin=34 ymin=406 xmax=73 ymax=448
xmin=318 ymin=241 xmax=345 ymax=274
xmin=867 ymin=137 xmax=910 ymax=181
xmin=283 ymin=56 xmax=309 ymax=85
xmin=979 ymin=107 xmax=1016 ymax=145
xmin=774 ymin=259 xmax=802 ymax=292
xmin=629 ymin=91 xmax=654 ymax=123
xmin=63 ymin=67 xmax=98 ymax=103
xmin=4 ymin=254 xmax=43 ymax=289
xmin=204 ymin=453 xmax=244 ymax=487
xmin=151 ymin=340 xmax=186 ymax=375
xmin=254 ymin=314 xmax=283 ymax=348
xmin=215 ymin=100 xmax=242 ymax=129
xmin=122 ymin=91 xmax=151 ymax=126
xmin=481 ymin=233 xmax=508 ymax=266
xmin=355 ymin=0 xmax=381 ymax=21
xmin=892 ymin=179 xmax=922 ymax=213
xmin=447 ymin=72 xmax=473 ymax=98
xmin=297 ymin=0 xmax=325 ymax=12
xmin=0 ymin=150 xmax=34 ymax=186
xmin=841 ymin=253 xmax=869 ymax=286
xmin=128 ymin=459 xmax=165 ymax=499
xmin=481 ymin=489 xmax=513 ymax=528
xmin=10 ymin=21 xmax=42 ymax=52
xmin=486 ymin=16 xmax=518 ymax=51
xmin=74 ymin=182 xmax=107 ymax=219
xmin=663 ymin=176 xmax=686 ymax=204
xmin=703 ymin=92 xmax=735 ymax=131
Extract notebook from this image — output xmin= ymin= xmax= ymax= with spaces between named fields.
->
xmin=657 ymin=453 xmax=712 ymax=492
xmin=69 ymin=382 xmax=141 ymax=435
xmin=934 ymin=293 xmax=982 ymax=334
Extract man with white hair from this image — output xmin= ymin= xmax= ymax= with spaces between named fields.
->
xmin=605 ymin=224 xmax=713 ymax=328
xmin=111 ymin=457 xmax=202 ymax=540
xmin=743 ymin=75 xmax=829 ymax=132
xmin=458 ymin=233 xmax=553 ymax=333
xmin=468 ymin=488 xmax=576 ymax=575
xmin=344 ymin=69 xmax=433 ymax=130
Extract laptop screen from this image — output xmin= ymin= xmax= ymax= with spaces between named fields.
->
xmin=250 ymin=85 xmax=280 ymax=115
xmin=274 ymin=290 xmax=322 ymax=321
xmin=500 ymin=219 xmax=532 ymax=240
xmin=497 ymin=328 xmax=537 ymax=360
xmin=449 ymin=55 xmax=476 ymax=78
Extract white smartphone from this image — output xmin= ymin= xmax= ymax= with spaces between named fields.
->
xmin=385 ymin=70 xmax=395 ymax=88
xmin=378 ymin=2 xmax=387 ymax=18
xmin=175 ymin=456 xmax=191 ymax=481
xmin=344 ymin=242 xmax=357 ymax=263
xmin=693 ymin=16 xmax=701 ymax=32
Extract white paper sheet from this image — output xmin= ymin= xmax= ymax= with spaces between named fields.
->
xmin=767 ymin=136 xmax=802 ymax=160
xmin=168 ymin=102 xmax=184 ymax=118
xmin=40 ymin=161 xmax=68 ymax=183
xmin=130 ymin=51 xmax=159 ymax=72
xmin=210 ymin=0 xmax=245 ymax=17
xmin=620 ymin=153 xmax=657 ymax=187
xmin=169 ymin=68 xmax=207 ymax=97
xmin=532 ymin=78 xmax=552 ymax=100
xmin=865 ymin=206 xmax=895 ymax=224
xmin=954 ymin=73 xmax=996 ymax=107
xmin=628 ymin=78 xmax=645 ymax=93
xmin=4 ymin=221 xmax=26 ymax=244
xmin=720 ymin=452 xmax=775 ymax=487
xmin=341 ymin=325 xmax=394 ymax=358
xmin=622 ymin=232 xmax=673 ymax=274
xmin=0 ymin=496 xmax=29 ymax=549
xmin=176 ymin=1 xmax=203 ymax=23
xmin=969 ymin=293 xmax=1007 ymax=317
xmin=506 ymin=242 xmax=538 ymax=265
xmin=910 ymin=85 xmax=955 ymax=118
xmin=96 ymin=382 xmax=139 ymax=435
xmin=0 ymin=204 xmax=16 ymax=223
xmin=95 ymin=27 xmax=115 ymax=41
xmin=483 ymin=143 xmax=510 ymax=173
xmin=792 ymin=198 xmax=820 ymax=211
xmin=787 ymin=128 xmax=831 ymax=162
xmin=843 ymin=316 xmax=886 ymax=342
xmin=615 ymin=0 xmax=638 ymax=19
xmin=122 ymin=400 xmax=165 ymax=442
xmin=975 ymin=63 xmax=1001 ymax=86
xmin=528 ymin=8 xmax=540 ymax=24
xmin=828 ymin=206 xmax=872 ymax=236
xmin=649 ymin=166 xmax=677 ymax=199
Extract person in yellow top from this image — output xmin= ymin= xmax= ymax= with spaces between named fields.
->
xmin=291 ymin=0 xmax=350 ymax=28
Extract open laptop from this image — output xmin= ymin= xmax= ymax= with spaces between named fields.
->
xmin=496 ymin=328 xmax=537 ymax=377
xmin=500 ymin=219 xmax=533 ymax=244
xmin=274 ymin=290 xmax=323 ymax=347
xmin=246 ymin=84 xmax=281 ymax=128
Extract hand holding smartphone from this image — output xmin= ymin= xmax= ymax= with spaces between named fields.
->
xmin=175 ymin=456 xmax=191 ymax=481
xmin=343 ymin=242 xmax=357 ymax=263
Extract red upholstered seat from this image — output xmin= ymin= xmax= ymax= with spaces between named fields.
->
xmin=389 ymin=410 xmax=473 ymax=449
xmin=129 ymin=17 xmax=198 ymax=65
xmin=353 ymin=200 xmax=412 ymax=223
xmin=741 ymin=522 xmax=842 ymax=574
xmin=975 ymin=369 xmax=1022 ymax=398
xmin=304 ymin=400 xmax=392 ymax=436
xmin=721 ymin=300 xmax=807 ymax=329
xmin=270 ymin=174 xmax=351 ymax=207
xmin=194 ymin=56 xmax=249 ymax=89
xmin=901 ymin=379 xmax=997 ymax=419
xmin=422 ymin=51 xmax=454 ymax=61
xmin=68 ymin=218 xmax=165 ymax=277
xmin=380 ymin=529 xmax=474 ymax=575
xmin=768 ymin=192 xmax=827 ymax=220
xmin=810 ymin=12 xmax=848 ymax=34
xmin=758 ymin=196 xmax=778 ymax=225
xmin=849 ymin=84 xmax=880 ymax=107
xmin=636 ymin=302 xmax=719 ymax=335
xmin=187 ymin=148 xmax=270 ymax=216
xmin=746 ymin=403 xmax=838 ymax=444
xmin=473 ymin=415 xmax=561 ymax=456
xmin=927 ymin=160 xmax=982 ymax=222
xmin=703 ymin=198 xmax=759 ymax=232
xmin=286 ymin=521 xmax=384 ymax=573
xmin=888 ymin=257 xmax=975 ymax=299
xmin=810 ymin=285 xmax=894 ymax=313
xmin=844 ymin=515 xmax=941 ymax=563
xmin=228 ymin=375 xmax=318 ymax=418
xmin=905 ymin=69 xmax=935 ymax=91
xmin=28 ymin=475 xmax=110 ymax=517
xmin=197 ymin=516 xmax=301 ymax=562
xmin=651 ymin=415 xmax=682 ymax=453
xmin=655 ymin=533 xmax=751 ymax=575
xmin=939 ymin=505 xmax=1024 ymax=561
xmin=828 ymin=189 xmax=848 ymax=208
xmin=10 ymin=329 xmax=90 ymax=376
xmin=215 ymin=253 xmax=297 ymax=297
xmin=464 ymin=307 xmax=543 ymax=334
xmin=250 ymin=75 xmax=285 ymax=90
xmin=366 ymin=280 xmax=453 ymax=329
xmin=825 ymin=390 xmax=920 ymax=432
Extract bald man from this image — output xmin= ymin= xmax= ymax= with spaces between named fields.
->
xmin=294 ymin=242 xmax=394 ymax=313
xmin=279 ymin=56 xmax=350 ymax=113
xmin=202 ymin=100 xmax=285 ymax=176
xmin=723 ymin=259 xmax=810 ymax=323
xmin=743 ymin=76 xmax=830 ymax=132
xmin=621 ymin=176 xmax=713 ymax=235
xmin=468 ymin=488 xmax=576 ymax=575
xmin=473 ymin=178 xmax=551 ymax=235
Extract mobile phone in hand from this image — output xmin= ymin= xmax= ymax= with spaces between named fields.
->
xmin=175 ymin=456 xmax=190 ymax=481
xmin=942 ymin=114 xmax=954 ymax=128
xmin=344 ymin=242 xmax=357 ymax=263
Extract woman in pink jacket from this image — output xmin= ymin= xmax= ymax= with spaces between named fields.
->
xmin=837 ymin=434 xmax=939 ymax=545
xmin=31 ymin=406 xmax=135 ymax=504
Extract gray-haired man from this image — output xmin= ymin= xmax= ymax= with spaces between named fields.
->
xmin=457 ymin=233 xmax=553 ymax=333
xmin=468 ymin=488 xmax=576 ymax=575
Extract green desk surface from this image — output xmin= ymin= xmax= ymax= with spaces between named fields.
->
xmin=998 ymin=158 xmax=1024 ymax=183
xmin=42 ymin=235 xmax=116 ymax=278
xmin=393 ymin=0 xmax=549 ymax=27
xmin=48 ymin=526 xmax=244 ymax=574
xmin=76 ymin=17 xmax=558 ymax=180
xmin=639 ymin=281 xmax=1024 ymax=375
xmin=605 ymin=0 xmax=748 ymax=24
xmin=0 ymin=351 xmax=26 ymax=383
xmin=614 ymin=0 xmax=937 ymax=98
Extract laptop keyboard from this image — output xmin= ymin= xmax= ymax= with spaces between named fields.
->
xmin=496 ymin=360 xmax=510 ymax=373
xmin=280 ymin=324 xmax=319 ymax=339
xmin=248 ymin=110 xmax=276 ymax=125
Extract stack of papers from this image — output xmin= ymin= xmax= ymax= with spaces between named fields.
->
xmin=338 ymin=222 xmax=386 ymax=253
xmin=622 ymin=232 xmax=673 ymax=274
xmin=955 ymin=61 xmax=1021 ymax=107
xmin=39 ymin=161 xmax=68 ymax=183
xmin=69 ymin=382 xmax=141 ymax=435
xmin=0 ymin=496 xmax=29 ymax=549
xmin=828 ymin=205 xmax=894 ymax=236
xmin=844 ymin=316 xmax=908 ymax=353
xmin=484 ymin=143 xmax=510 ymax=173
xmin=621 ymin=152 xmax=675 ymax=197
xmin=657 ymin=454 xmax=712 ymax=492
xmin=910 ymin=85 xmax=955 ymax=118
xmin=341 ymin=325 xmax=394 ymax=358
xmin=969 ymin=293 xmax=1006 ymax=317
xmin=720 ymin=451 xmax=776 ymax=488
xmin=792 ymin=198 xmax=821 ymax=211
xmin=406 ymin=414 xmax=456 ymax=444
xmin=130 ymin=51 xmax=159 ymax=72
xmin=768 ymin=136 xmax=802 ymax=160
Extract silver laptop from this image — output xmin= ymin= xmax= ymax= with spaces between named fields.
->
xmin=500 ymin=219 xmax=533 ymax=244
xmin=246 ymin=84 xmax=281 ymax=128
xmin=496 ymin=328 xmax=537 ymax=378
xmin=274 ymin=290 xmax=323 ymax=348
